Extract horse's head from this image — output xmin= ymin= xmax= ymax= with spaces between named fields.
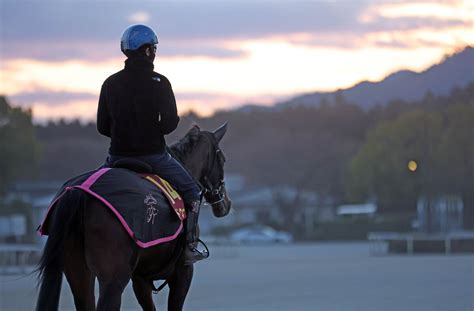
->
xmin=172 ymin=123 xmax=232 ymax=218
xmin=201 ymin=123 xmax=232 ymax=217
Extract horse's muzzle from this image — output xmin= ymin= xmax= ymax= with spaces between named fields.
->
xmin=212 ymin=194 xmax=231 ymax=218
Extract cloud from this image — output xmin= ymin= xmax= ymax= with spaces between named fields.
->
xmin=284 ymin=15 xmax=470 ymax=50
xmin=128 ymin=11 xmax=151 ymax=23
xmin=1 ymin=0 xmax=471 ymax=61
xmin=3 ymin=1 xmax=468 ymax=43
xmin=2 ymin=0 xmax=473 ymax=121
xmin=10 ymin=91 xmax=97 ymax=107
xmin=1 ymin=1 xmax=365 ymax=42
xmin=0 ymin=58 xmax=117 ymax=95
xmin=0 ymin=39 xmax=247 ymax=62
xmin=6 ymin=90 xmax=99 ymax=123
xmin=0 ymin=41 xmax=122 ymax=62
xmin=360 ymin=1 xmax=473 ymax=24
xmin=7 ymin=88 xmax=284 ymax=122
xmin=160 ymin=39 xmax=248 ymax=59
xmin=148 ymin=91 xmax=286 ymax=116
xmin=31 ymin=100 xmax=98 ymax=124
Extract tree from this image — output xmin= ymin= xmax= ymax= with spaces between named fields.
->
xmin=347 ymin=109 xmax=444 ymax=213
xmin=436 ymin=104 xmax=474 ymax=229
xmin=0 ymin=96 xmax=40 ymax=195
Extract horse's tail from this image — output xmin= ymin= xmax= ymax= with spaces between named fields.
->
xmin=36 ymin=188 xmax=85 ymax=311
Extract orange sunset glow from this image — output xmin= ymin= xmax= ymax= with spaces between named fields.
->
xmin=1 ymin=0 xmax=473 ymax=122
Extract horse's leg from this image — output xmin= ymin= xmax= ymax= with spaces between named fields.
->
xmin=91 ymin=236 xmax=136 ymax=311
xmin=64 ymin=239 xmax=96 ymax=310
xmin=167 ymin=264 xmax=194 ymax=311
xmin=132 ymin=276 xmax=156 ymax=311
xmin=85 ymin=200 xmax=139 ymax=311
xmin=92 ymin=238 xmax=136 ymax=311
xmin=95 ymin=271 xmax=131 ymax=311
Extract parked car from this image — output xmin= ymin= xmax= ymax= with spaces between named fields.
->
xmin=230 ymin=226 xmax=293 ymax=244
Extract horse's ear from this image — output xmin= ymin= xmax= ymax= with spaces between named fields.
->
xmin=186 ymin=124 xmax=200 ymax=137
xmin=213 ymin=122 xmax=228 ymax=143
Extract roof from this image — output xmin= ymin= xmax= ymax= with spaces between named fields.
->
xmin=337 ymin=203 xmax=377 ymax=215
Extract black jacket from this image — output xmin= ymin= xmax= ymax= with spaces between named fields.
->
xmin=97 ymin=57 xmax=179 ymax=156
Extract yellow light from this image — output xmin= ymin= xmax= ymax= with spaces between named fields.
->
xmin=408 ymin=160 xmax=418 ymax=172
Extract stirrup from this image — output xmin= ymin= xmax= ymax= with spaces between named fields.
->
xmin=184 ymin=239 xmax=210 ymax=265
xmin=195 ymin=238 xmax=210 ymax=258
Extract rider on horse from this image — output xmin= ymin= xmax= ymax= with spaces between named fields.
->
xmin=97 ymin=24 xmax=207 ymax=265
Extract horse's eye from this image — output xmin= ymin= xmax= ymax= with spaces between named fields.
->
xmin=219 ymin=155 xmax=226 ymax=165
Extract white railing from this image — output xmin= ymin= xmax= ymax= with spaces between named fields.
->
xmin=0 ymin=244 xmax=42 ymax=274
xmin=367 ymin=231 xmax=474 ymax=255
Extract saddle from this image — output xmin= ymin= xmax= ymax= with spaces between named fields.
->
xmin=38 ymin=159 xmax=186 ymax=248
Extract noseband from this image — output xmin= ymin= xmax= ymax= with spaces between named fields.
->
xmin=202 ymin=175 xmax=226 ymax=205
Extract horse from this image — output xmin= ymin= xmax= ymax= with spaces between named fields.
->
xmin=36 ymin=123 xmax=232 ymax=311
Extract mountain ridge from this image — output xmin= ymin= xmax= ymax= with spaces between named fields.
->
xmin=238 ymin=46 xmax=474 ymax=111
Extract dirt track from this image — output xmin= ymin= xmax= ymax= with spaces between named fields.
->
xmin=1 ymin=242 xmax=472 ymax=310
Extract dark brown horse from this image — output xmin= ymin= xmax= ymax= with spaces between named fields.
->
xmin=36 ymin=124 xmax=231 ymax=310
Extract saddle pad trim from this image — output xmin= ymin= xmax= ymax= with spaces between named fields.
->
xmin=37 ymin=190 xmax=68 ymax=236
xmin=38 ymin=180 xmax=184 ymax=248
xmin=38 ymin=168 xmax=110 ymax=236
xmin=82 ymin=168 xmax=111 ymax=189
xmin=75 ymin=185 xmax=184 ymax=248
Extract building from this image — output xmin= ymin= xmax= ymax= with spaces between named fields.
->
xmin=336 ymin=203 xmax=377 ymax=219
xmin=417 ymin=195 xmax=463 ymax=232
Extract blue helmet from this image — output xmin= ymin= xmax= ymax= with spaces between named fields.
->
xmin=120 ymin=24 xmax=158 ymax=54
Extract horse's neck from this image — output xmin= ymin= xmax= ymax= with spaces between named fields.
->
xmin=172 ymin=147 xmax=207 ymax=182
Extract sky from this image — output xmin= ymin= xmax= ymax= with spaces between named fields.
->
xmin=0 ymin=0 xmax=473 ymax=122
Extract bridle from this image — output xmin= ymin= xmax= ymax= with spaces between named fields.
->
xmin=202 ymin=174 xmax=225 ymax=205
xmin=199 ymin=134 xmax=226 ymax=206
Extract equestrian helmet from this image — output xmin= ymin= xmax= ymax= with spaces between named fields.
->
xmin=120 ymin=24 xmax=158 ymax=54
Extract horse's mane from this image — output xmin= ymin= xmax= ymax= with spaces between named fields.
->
xmin=169 ymin=125 xmax=202 ymax=162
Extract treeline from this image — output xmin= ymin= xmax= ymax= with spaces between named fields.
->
xmin=165 ymin=85 xmax=474 ymax=227
xmin=0 ymin=97 xmax=40 ymax=194
xmin=35 ymin=120 xmax=108 ymax=180
xmin=1 ymin=83 xmax=473 ymax=227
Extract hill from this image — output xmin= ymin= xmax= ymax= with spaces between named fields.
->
xmin=275 ymin=46 xmax=474 ymax=109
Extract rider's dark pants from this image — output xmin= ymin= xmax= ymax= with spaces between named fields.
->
xmin=105 ymin=152 xmax=201 ymax=203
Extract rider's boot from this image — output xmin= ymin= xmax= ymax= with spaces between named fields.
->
xmin=183 ymin=200 xmax=209 ymax=265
